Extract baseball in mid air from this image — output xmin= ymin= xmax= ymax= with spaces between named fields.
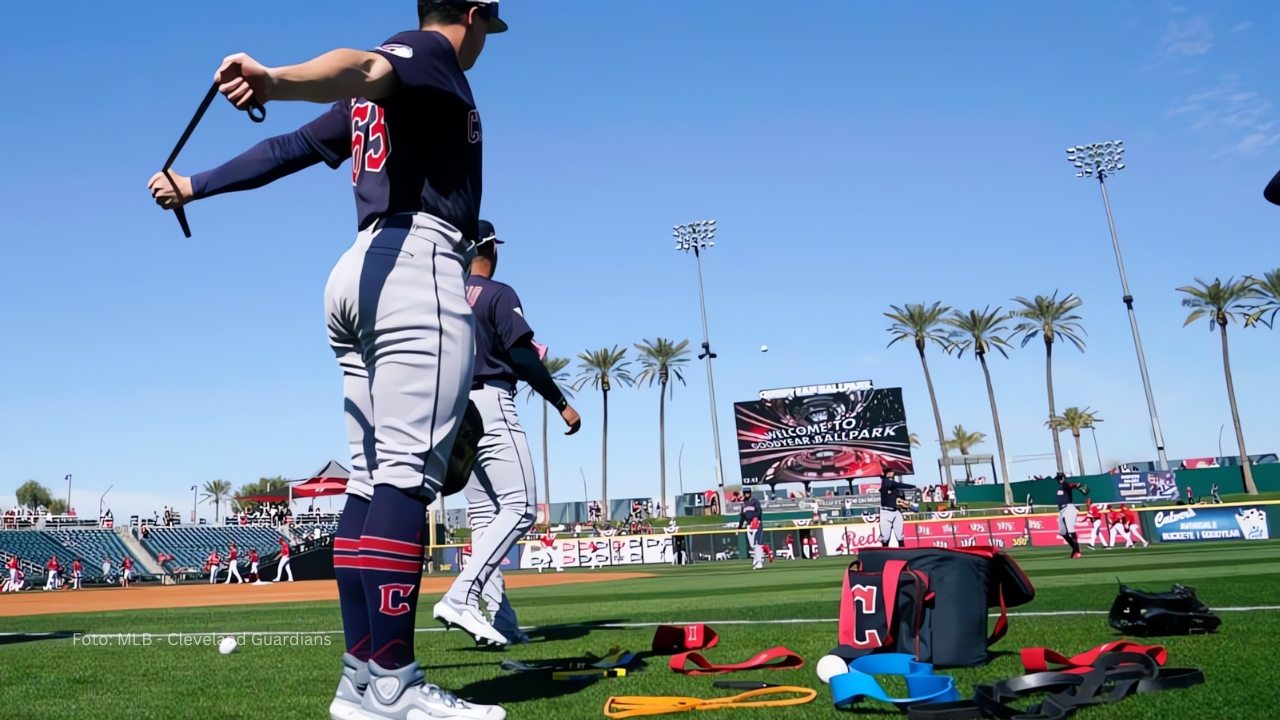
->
xmin=760 ymin=345 xmax=769 ymax=353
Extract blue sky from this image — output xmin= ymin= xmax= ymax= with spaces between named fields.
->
xmin=2 ymin=1 xmax=1276 ymax=520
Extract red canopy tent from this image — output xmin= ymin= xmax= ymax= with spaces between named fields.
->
xmin=236 ymin=461 xmax=350 ymax=504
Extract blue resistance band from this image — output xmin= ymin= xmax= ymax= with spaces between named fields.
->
xmin=830 ymin=654 xmax=961 ymax=709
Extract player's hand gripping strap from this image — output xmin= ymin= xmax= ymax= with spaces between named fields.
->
xmin=830 ymin=653 xmax=961 ymax=709
xmin=668 ymin=647 xmax=804 ymax=675
xmin=652 ymin=624 xmax=719 ymax=655
xmin=603 ymin=685 xmax=817 ymax=718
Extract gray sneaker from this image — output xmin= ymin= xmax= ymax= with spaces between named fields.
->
xmin=355 ymin=661 xmax=505 ymax=720
xmin=432 ymin=596 xmax=509 ymax=647
xmin=330 ymin=653 xmax=368 ymax=720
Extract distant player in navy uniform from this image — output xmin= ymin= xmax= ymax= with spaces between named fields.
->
xmin=737 ymin=489 xmax=765 ymax=569
xmin=1055 ymin=472 xmax=1088 ymax=559
xmin=878 ymin=468 xmax=914 ymax=547
xmin=147 ymin=3 xmax=510 ymax=719
xmin=435 ymin=220 xmax=580 ymax=647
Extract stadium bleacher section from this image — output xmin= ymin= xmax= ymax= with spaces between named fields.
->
xmin=140 ymin=526 xmax=288 ymax=572
xmin=44 ymin=529 xmax=145 ymax=577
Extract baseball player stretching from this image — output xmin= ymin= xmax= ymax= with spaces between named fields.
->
xmin=225 ymin=542 xmax=243 ymax=584
xmin=436 ymin=220 xmax=580 ymax=646
xmin=120 ymin=556 xmax=133 ymax=588
xmin=1085 ymin=499 xmax=1108 ymax=549
xmin=1107 ymin=505 xmax=1131 ymax=548
xmin=532 ymin=529 xmax=564 ymax=574
xmin=1122 ymin=504 xmax=1149 ymax=547
xmin=44 ymin=555 xmax=60 ymax=591
xmin=148 ymin=3 xmax=509 ymax=718
xmin=1055 ymin=473 xmax=1087 ymax=559
xmin=738 ymin=489 xmax=765 ymax=570
xmin=7 ymin=554 xmax=20 ymax=592
xmin=878 ymin=469 xmax=913 ymax=547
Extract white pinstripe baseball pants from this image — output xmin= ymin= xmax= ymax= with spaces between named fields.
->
xmin=445 ymin=382 xmax=537 ymax=615
xmin=325 ymin=213 xmax=476 ymax=502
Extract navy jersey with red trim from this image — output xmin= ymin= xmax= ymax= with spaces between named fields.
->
xmin=466 ymin=275 xmax=535 ymax=384
xmin=299 ymin=30 xmax=482 ymax=236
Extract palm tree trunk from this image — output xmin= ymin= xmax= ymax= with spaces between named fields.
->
xmin=1073 ymin=431 xmax=1086 ymax=478
xmin=1044 ymin=339 xmax=1064 ymax=473
xmin=658 ymin=382 xmax=667 ymax=518
xmin=1220 ymin=322 xmax=1257 ymax=494
xmin=917 ymin=347 xmax=953 ymax=487
xmin=979 ymin=352 xmax=1013 ymax=505
xmin=542 ymin=401 xmax=551 ymax=513
xmin=602 ymin=388 xmax=610 ymax=518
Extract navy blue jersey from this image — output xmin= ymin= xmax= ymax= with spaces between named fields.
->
xmin=739 ymin=498 xmax=762 ymax=526
xmin=878 ymin=476 xmax=911 ymax=510
xmin=1056 ymin=481 xmax=1082 ymax=509
xmin=299 ymin=30 xmax=482 ymax=236
xmin=466 ymin=275 xmax=535 ymax=384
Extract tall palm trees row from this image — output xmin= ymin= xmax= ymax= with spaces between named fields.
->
xmin=889 ymin=269 xmax=1280 ymax=505
xmin=526 ymin=339 xmax=691 ymax=513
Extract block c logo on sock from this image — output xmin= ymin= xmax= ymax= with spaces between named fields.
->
xmin=378 ymin=583 xmax=416 ymax=616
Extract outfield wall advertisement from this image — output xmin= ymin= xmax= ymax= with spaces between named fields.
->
xmin=1150 ymin=505 xmax=1270 ymax=542
xmin=733 ymin=387 xmax=913 ymax=486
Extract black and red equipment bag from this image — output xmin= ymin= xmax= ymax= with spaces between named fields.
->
xmin=835 ymin=546 xmax=1035 ymax=668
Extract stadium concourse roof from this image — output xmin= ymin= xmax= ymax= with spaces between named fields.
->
xmin=238 ymin=460 xmax=350 ymax=502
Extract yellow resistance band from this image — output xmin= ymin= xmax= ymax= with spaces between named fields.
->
xmin=603 ymin=686 xmax=818 ymax=718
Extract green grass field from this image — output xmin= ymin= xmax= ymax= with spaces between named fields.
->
xmin=2 ymin=542 xmax=1277 ymax=720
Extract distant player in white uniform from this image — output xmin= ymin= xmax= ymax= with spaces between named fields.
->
xmin=435 ymin=220 xmax=580 ymax=647
xmin=224 ymin=542 xmax=243 ymax=584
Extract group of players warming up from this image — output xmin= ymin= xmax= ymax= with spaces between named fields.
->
xmin=147 ymin=3 xmax=581 ymax=718
xmin=1057 ymin=473 xmax=1149 ymax=557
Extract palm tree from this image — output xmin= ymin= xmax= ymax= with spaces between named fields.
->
xmin=1179 ymin=277 xmax=1258 ymax=494
xmin=522 ymin=356 xmax=573 ymax=513
xmin=201 ymin=479 xmax=233 ymax=522
xmin=574 ymin=346 xmax=634 ymax=517
xmin=942 ymin=425 xmax=987 ymax=482
xmin=634 ymin=338 xmax=691 ymax=517
xmin=1048 ymin=407 xmax=1102 ymax=477
xmin=885 ymin=302 xmax=954 ymax=488
xmin=946 ymin=306 xmax=1015 ymax=504
xmin=1246 ymin=268 xmax=1280 ymax=328
xmin=1011 ymin=292 xmax=1086 ymax=474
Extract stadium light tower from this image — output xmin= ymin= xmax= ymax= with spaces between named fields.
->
xmin=1067 ymin=141 xmax=1169 ymax=472
xmin=673 ymin=220 xmax=726 ymax=510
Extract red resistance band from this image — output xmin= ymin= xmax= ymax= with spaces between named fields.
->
xmin=651 ymin=624 xmax=719 ymax=655
xmin=669 ymin=647 xmax=805 ymax=676
xmin=1021 ymin=641 xmax=1168 ymax=674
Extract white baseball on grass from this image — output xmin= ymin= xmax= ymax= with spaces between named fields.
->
xmin=816 ymin=654 xmax=847 ymax=684
xmin=219 ymin=636 xmax=239 ymax=655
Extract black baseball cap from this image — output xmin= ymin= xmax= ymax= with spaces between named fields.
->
xmin=477 ymin=220 xmax=505 ymax=245
xmin=425 ymin=1 xmax=508 ymax=33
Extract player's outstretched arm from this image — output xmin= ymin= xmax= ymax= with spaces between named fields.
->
xmin=216 ymin=51 xmax=396 ymax=109
xmin=147 ymin=104 xmax=348 ymax=210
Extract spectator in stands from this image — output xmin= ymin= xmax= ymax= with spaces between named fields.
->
xmin=140 ymin=524 xmax=150 ymax=540
xmin=68 ymin=507 xmax=76 ymax=517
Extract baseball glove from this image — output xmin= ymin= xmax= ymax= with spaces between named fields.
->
xmin=442 ymin=400 xmax=484 ymax=497
xmin=895 ymin=497 xmax=912 ymax=510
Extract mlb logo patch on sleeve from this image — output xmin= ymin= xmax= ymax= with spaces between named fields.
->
xmin=378 ymin=44 xmax=414 ymax=59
